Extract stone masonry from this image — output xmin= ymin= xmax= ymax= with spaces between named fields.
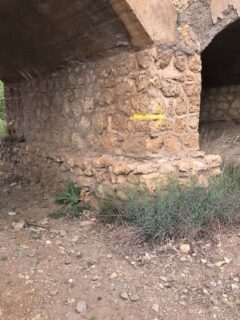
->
xmin=1 ymin=0 xmax=239 ymax=198
xmin=201 ymin=86 xmax=240 ymax=122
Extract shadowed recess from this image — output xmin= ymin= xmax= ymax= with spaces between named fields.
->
xmin=202 ymin=18 xmax=240 ymax=88
xmin=0 ymin=0 xmax=130 ymax=82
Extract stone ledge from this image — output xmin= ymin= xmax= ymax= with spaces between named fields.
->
xmin=0 ymin=141 xmax=222 ymax=199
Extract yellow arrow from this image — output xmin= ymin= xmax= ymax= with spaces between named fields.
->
xmin=130 ymin=114 xmax=164 ymax=122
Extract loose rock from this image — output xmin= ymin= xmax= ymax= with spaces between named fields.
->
xmin=76 ymin=300 xmax=87 ymax=313
xmin=180 ymin=244 xmax=191 ymax=254
xmin=120 ymin=292 xmax=129 ymax=300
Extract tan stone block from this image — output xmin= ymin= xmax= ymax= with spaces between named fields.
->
xmin=101 ymin=134 xmax=120 ymax=151
xmin=137 ymin=50 xmax=153 ymax=69
xmin=146 ymin=137 xmax=163 ymax=153
xmin=210 ymin=168 xmax=222 ymax=176
xmin=191 ymin=151 xmax=206 ymax=158
xmin=111 ymin=113 xmax=128 ymax=132
xmin=156 ymin=51 xmax=172 ymax=69
xmin=98 ymin=90 xmax=115 ymax=106
xmin=175 ymin=100 xmax=188 ymax=115
xmin=183 ymin=132 xmax=199 ymax=148
xmin=160 ymin=119 xmax=174 ymax=132
xmin=74 ymin=158 xmax=86 ymax=170
xmin=117 ymin=175 xmax=127 ymax=184
xmin=188 ymin=54 xmax=201 ymax=73
xmin=164 ymin=134 xmax=182 ymax=153
xmin=136 ymin=73 xmax=150 ymax=92
xmin=92 ymin=155 xmax=113 ymax=168
xmin=179 ymin=159 xmax=192 ymax=172
xmin=123 ymin=134 xmax=146 ymax=154
xmin=161 ymin=83 xmax=180 ymax=97
xmin=92 ymin=111 xmax=107 ymax=134
xmin=134 ymin=163 xmax=157 ymax=174
xmin=83 ymin=167 xmax=93 ymax=177
xmin=159 ymin=163 xmax=176 ymax=175
xmin=140 ymin=173 xmax=162 ymax=192
xmin=175 ymin=117 xmax=187 ymax=134
xmin=126 ymin=172 xmax=140 ymax=184
xmin=115 ymin=79 xmax=136 ymax=97
xmin=179 ymin=23 xmax=200 ymax=52
xmin=189 ymin=104 xmax=199 ymax=113
xmin=174 ymin=52 xmax=186 ymax=71
xmin=112 ymin=162 xmax=132 ymax=175
xmin=205 ymin=155 xmax=222 ymax=168
xmin=150 ymin=74 xmax=162 ymax=89
xmin=189 ymin=116 xmax=199 ymax=130
xmin=192 ymin=160 xmax=208 ymax=173
xmin=182 ymin=83 xmax=201 ymax=97
xmin=198 ymin=174 xmax=209 ymax=186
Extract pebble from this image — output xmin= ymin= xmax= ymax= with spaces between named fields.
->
xmin=91 ymin=275 xmax=99 ymax=281
xmin=80 ymin=220 xmax=94 ymax=227
xmin=180 ymin=244 xmax=191 ymax=254
xmin=76 ymin=300 xmax=87 ymax=313
xmin=71 ymin=236 xmax=79 ymax=242
xmin=8 ymin=211 xmax=16 ymax=216
xmin=60 ymin=230 xmax=67 ymax=237
xmin=13 ymin=221 xmax=25 ymax=231
xmin=130 ymin=294 xmax=140 ymax=302
xmin=231 ymin=283 xmax=239 ymax=290
xmin=180 ymin=257 xmax=188 ymax=262
xmin=120 ymin=292 xmax=129 ymax=300
xmin=110 ymin=272 xmax=117 ymax=279
xmin=152 ymin=304 xmax=159 ymax=313
xmin=50 ymin=289 xmax=58 ymax=296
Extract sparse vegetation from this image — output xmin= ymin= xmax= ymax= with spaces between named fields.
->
xmin=55 ymin=182 xmax=81 ymax=206
xmin=50 ymin=182 xmax=89 ymax=219
xmin=99 ymin=166 xmax=240 ymax=242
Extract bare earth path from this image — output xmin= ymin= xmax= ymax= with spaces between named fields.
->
xmin=1 ymin=172 xmax=240 ymax=320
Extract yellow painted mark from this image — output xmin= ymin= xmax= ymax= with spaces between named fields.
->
xmin=130 ymin=106 xmax=164 ymax=126
xmin=131 ymin=114 xmax=164 ymax=121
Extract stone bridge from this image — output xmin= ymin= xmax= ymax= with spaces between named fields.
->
xmin=1 ymin=0 xmax=239 ymax=197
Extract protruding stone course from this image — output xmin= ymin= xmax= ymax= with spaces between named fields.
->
xmin=0 ymin=141 xmax=222 ymax=197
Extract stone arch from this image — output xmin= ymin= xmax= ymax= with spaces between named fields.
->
xmin=200 ymin=16 xmax=240 ymax=161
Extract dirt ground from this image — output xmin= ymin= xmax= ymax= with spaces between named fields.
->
xmin=1 ymin=169 xmax=240 ymax=320
xmin=200 ymin=120 xmax=240 ymax=164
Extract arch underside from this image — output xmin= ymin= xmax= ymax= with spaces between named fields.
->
xmin=0 ymin=0 xmax=131 ymax=82
xmin=200 ymin=17 xmax=240 ymax=163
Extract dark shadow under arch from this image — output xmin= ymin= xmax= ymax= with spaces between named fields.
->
xmin=200 ymin=18 xmax=240 ymax=162
xmin=202 ymin=18 xmax=240 ymax=88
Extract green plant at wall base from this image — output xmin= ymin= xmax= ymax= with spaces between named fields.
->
xmin=0 ymin=81 xmax=6 ymax=137
xmin=55 ymin=182 xmax=81 ymax=206
xmin=99 ymin=167 xmax=240 ymax=242
xmin=50 ymin=182 xmax=89 ymax=219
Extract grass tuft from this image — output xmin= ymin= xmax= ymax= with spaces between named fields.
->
xmin=99 ymin=167 xmax=240 ymax=242
xmin=50 ymin=182 xmax=89 ymax=220
xmin=55 ymin=182 xmax=81 ymax=206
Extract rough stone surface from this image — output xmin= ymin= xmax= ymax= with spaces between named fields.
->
xmin=1 ymin=0 xmax=235 ymax=195
xmin=201 ymin=86 xmax=240 ymax=122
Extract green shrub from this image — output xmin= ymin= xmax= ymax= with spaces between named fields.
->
xmin=55 ymin=182 xmax=81 ymax=206
xmin=99 ymin=168 xmax=240 ymax=242
xmin=50 ymin=182 xmax=89 ymax=219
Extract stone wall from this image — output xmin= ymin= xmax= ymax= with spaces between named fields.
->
xmin=5 ymin=46 xmax=202 ymax=157
xmin=0 ymin=45 xmax=222 ymax=197
xmin=201 ymin=86 xmax=240 ymax=122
